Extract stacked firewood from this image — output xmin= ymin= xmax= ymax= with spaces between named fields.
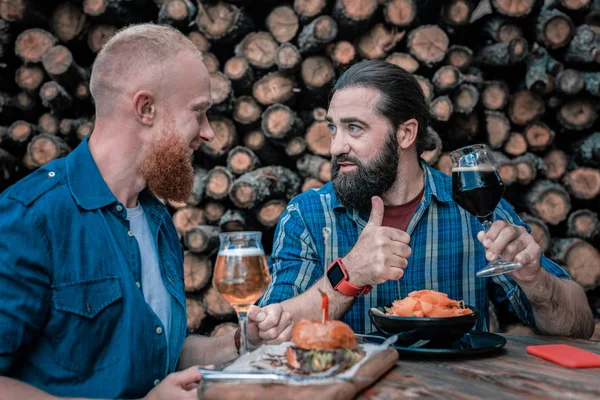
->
xmin=0 ymin=0 xmax=598 ymax=335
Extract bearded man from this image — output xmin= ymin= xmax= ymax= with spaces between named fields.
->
xmin=0 ymin=24 xmax=292 ymax=400
xmin=259 ymin=60 xmax=594 ymax=339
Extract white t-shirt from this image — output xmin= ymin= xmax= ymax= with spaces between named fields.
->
xmin=127 ymin=203 xmax=172 ymax=346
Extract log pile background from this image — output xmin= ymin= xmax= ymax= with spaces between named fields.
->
xmin=0 ymin=0 xmax=599 ymax=338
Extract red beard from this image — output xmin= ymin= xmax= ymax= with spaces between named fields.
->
xmin=140 ymin=125 xmax=194 ymax=203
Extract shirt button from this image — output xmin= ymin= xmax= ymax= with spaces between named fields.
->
xmin=116 ymin=205 xmax=123 ymax=211
xmin=128 ymin=231 xmax=134 ymax=237
xmin=136 ymin=281 xmax=141 ymax=288
xmin=48 ymin=171 xmax=55 ymax=178
xmin=156 ymin=326 xmax=163 ymax=335
xmin=154 ymin=379 xmax=160 ymax=386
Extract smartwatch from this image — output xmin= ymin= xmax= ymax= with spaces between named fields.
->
xmin=326 ymin=258 xmax=372 ymax=297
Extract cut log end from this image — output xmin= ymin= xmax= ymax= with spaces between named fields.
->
xmin=201 ymin=117 xmax=237 ymax=159
xmin=188 ymin=31 xmax=211 ymax=52
xmin=482 ymin=81 xmax=509 ymax=111
xmin=305 ymin=121 xmax=332 ymax=157
xmin=385 ymin=52 xmax=419 ymax=73
xmin=185 ymin=298 xmax=206 ymax=332
xmin=257 ymin=199 xmax=287 ymax=228
xmin=204 ymin=201 xmax=227 ymax=224
xmin=203 ymin=286 xmax=235 ymax=319
xmin=15 ymin=66 xmax=44 ymax=92
xmin=253 ymin=72 xmax=295 ymax=106
xmin=276 ymin=43 xmax=302 ymax=70
xmin=552 ymin=238 xmax=600 ymax=290
xmin=227 ymin=146 xmax=260 ymax=175
xmin=206 ymin=167 xmax=234 ymax=200
xmin=329 ymin=41 xmax=356 ymax=68
xmin=357 ymin=23 xmax=405 ymax=60
xmin=508 ymin=91 xmax=545 ymax=126
xmin=542 ymin=150 xmax=568 ymax=180
xmin=526 ymin=181 xmax=571 ymax=225
xmin=302 ymin=177 xmax=324 ymax=192
xmin=557 ymin=98 xmax=597 ymax=131
xmin=408 ymin=25 xmax=449 ymax=66
xmin=524 ymin=122 xmax=554 ymax=152
xmin=87 ymin=25 xmax=117 ymax=53
xmin=384 ymin=0 xmax=417 ymax=28
xmin=485 ymin=111 xmax=511 ymax=149
xmin=202 ymin=52 xmax=220 ymax=73
xmin=301 ymin=56 xmax=335 ymax=89
xmin=492 ymin=0 xmax=536 ymax=18
xmin=267 ymin=6 xmax=299 ymax=43
xmin=567 ymin=209 xmax=599 ymax=240
xmin=452 ymin=84 xmax=479 ymax=114
xmin=430 ymin=96 xmax=453 ymax=122
xmin=238 ymin=32 xmax=278 ymax=69
xmin=233 ymin=96 xmax=262 ymax=125
xmin=504 ymin=133 xmax=527 ymax=157
xmin=563 ymin=168 xmax=600 ymax=200
xmin=184 ymin=225 xmax=220 ymax=254
xmin=184 ymin=252 xmax=212 ymax=292
xmin=446 ymin=45 xmax=473 ymax=71
xmin=442 ymin=0 xmax=473 ymax=27
xmin=15 ymin=29 xmax=57 ymax=63
xmin=172 ymin=207 xmax=206 ymax=238
xmin=294 ymin=0 xmax=328 ymax=20
xmin=435 ymin=153 xmax=453 ymax=176
xmin=209 ymin=72 xmax=232 ymax=107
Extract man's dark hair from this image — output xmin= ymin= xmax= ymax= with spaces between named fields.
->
xmin=330 ymin=59 xmax=436 ymax=155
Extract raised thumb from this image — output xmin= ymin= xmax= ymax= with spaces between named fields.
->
xmin=367 ymin=196 xmax=384 ymax=227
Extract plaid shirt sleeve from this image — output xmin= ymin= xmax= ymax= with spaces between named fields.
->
xmin=489 ymin=198 xmax=571 ymax=331
xmin=259 ymin=201 xmax=322 ymax=307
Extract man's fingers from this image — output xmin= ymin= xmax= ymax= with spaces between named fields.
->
xmin=170 ymin=366 xmax=203 ymax=386
xmin=392 ymin=243 xmax=411 ymax=259
xmin=487 ymin=225 xmax=520 ymax=259
xmin=248 ymin=305 xmax=263 ymax=322
xmin=387 ymin=229 xmax=411 ymax=245
xmin=482 ymin=220 xmax=508 ymax=247
xmin=257 ymin=306 xmax=281 ymax=331
xmin=500 ymin=239 xmax=525 ymax=261
xmin=267 ymin=323 xmax=294 ymax=345
xmin=367 ymin=196 xmax=384 ymax=227
xmin=514 ymin=243 xmax=540 ymax=266
xmin=259 ymin=311 xmax=292 ymax=341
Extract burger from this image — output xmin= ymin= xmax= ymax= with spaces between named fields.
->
xmin=285 ymin=319 xmax=365 ymax=374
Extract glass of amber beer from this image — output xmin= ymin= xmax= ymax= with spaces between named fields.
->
xmin=213 ymin=231 xmax=271 ymax=355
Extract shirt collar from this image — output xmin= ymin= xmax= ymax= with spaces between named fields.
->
xmin=66 ymin=137 xmax=118 ymax=210
xmin=331 ymin=158 xmax=453 ymax=214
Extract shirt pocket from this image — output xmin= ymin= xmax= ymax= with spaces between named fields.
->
xmin=49 ymin=276 xmax=124 ymax=373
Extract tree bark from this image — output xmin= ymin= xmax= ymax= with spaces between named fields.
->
xmin=229 ymin=166 xmax=301 ymax=209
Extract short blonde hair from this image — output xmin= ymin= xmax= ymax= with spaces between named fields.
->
xmin=90 ymin=23 xmax=202 ymax=116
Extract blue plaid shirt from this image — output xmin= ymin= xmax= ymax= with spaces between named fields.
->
xmin=259 ymin=161 xmax=570 ymax=334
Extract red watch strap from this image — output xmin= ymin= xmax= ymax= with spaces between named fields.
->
xmin=329 ymin=258 xmax=372 ymax=297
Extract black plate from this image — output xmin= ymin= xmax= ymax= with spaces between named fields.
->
xmin=364 ymin=331 xmax=507 ymax=357
xmin=369 ymin=305 xmax=479 ymax=345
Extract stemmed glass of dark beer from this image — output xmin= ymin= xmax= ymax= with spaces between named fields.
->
xmin=213 ymin=231 xmax=272 ymax=355
xmin=450 ymin=144 xmax=524 ymax=278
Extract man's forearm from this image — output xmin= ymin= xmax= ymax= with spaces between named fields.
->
xmin=280 ymin=277 xmax=354 ymax=322
xmin=517 ymin=268 xmax=594 ymax=339
xmin=178 ymin=332 xmax=239 ymax=370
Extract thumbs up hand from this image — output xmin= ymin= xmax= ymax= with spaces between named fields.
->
xmin=339 ymin=196 xmax=412 ymax=288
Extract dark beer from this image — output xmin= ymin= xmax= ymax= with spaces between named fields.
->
xmin=213 ymin=248 xmax=271 ymax=312
xmin=452 ymin=166 xmax=504 ymax=222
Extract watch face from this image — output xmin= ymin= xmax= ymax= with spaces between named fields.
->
xmin=327 ymin=263 xmax=345 ymax=286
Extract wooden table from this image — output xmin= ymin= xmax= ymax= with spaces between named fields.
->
xmin=358 ymin=334 xmax=600 ymax=400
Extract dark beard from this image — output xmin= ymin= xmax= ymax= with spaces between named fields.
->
xmin=140 ymin=122 xmax=194 ymax=203
xmin=331 ymin=130 xmax=399 ymax=210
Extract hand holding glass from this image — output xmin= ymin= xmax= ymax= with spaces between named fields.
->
xmin=213 ymin=231 xmax=271 ymax=355
xmin=450 ymin=144 xmax=524 ymax=278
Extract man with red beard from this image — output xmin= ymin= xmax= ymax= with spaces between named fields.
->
xmin=0 ymin=24 xmax=292 ymax=399
xmin=259 ymin=60 xmax=594 ymax=340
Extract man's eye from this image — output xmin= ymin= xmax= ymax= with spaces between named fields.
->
xmin=327 ymin=124 xmax=336 ymax=133
xmin=349 ymin=124 xmax=360 ymax=132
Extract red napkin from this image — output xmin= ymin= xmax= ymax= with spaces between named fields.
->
xmin=526 ymin=344 xmax=600 ymax=368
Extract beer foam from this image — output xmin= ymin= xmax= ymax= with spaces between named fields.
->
xmin=452 ymin=165 xmax=497 ymax=172
xmin=218 ymin=248 xmax=265 ymax=256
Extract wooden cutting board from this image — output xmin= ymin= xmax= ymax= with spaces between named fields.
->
xmin=199 ymin=347 xmax=399 ymax=400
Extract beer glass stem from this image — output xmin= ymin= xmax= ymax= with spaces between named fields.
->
xmin=237 ymin=310 xmax=249 ymax=355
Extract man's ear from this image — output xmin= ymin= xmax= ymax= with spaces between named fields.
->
xmin=397 ymin=119 xmax=419 ymax=150
xmin=133 ymin=91 xmax=155 ymax=126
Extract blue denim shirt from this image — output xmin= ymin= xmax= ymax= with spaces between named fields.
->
xmin=0 ymin=138 xmax=187 ymax=399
